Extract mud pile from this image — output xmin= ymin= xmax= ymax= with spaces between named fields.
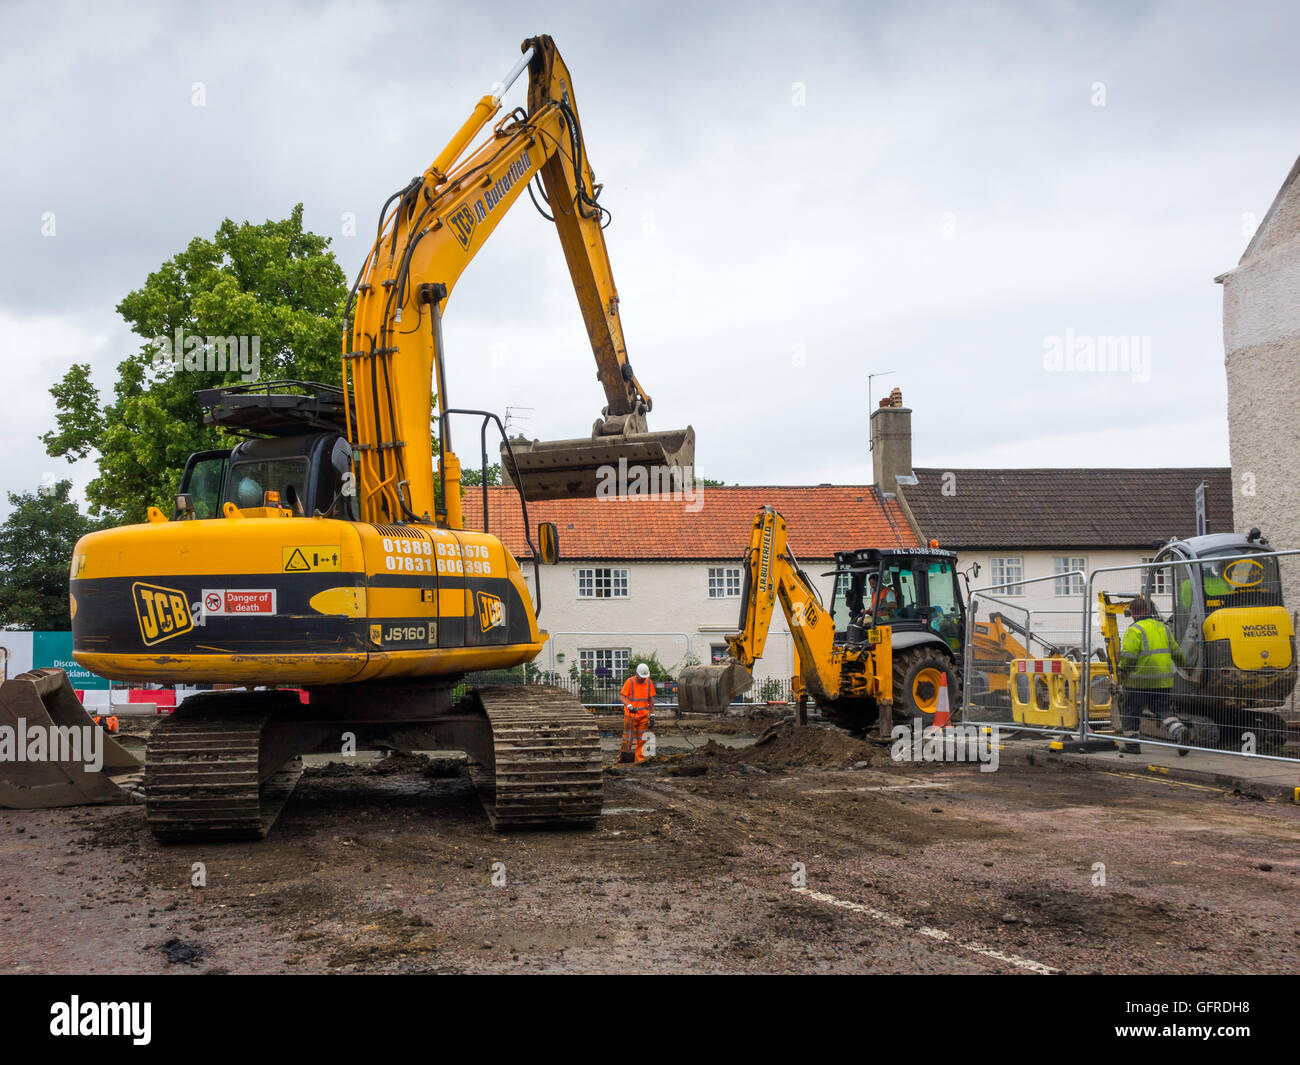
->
xmin=666 ymin=723 xmax=886 ymax=774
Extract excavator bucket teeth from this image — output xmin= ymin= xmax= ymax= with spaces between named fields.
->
xmin=502 ymin=426 xmax=695 ymax=501
xmin=676 ymin=661 xmax=754 ymax=714
xmin=0 ymin=669 xmax=142 ymax=809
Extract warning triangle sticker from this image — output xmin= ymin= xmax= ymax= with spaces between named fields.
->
xmin=284 ymin=548 xmax=311 ymax=572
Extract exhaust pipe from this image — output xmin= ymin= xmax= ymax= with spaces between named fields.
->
xmin=676 ymin=660 xmax=754 ymax=714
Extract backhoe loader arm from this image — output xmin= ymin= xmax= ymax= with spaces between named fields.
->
xmin=727 ymin=509 xmax=839 ymax=691
xmin=345 ymin=36 xmax=666 ymax=528
xmin=678 ymin=508 xmax=840 ymax=711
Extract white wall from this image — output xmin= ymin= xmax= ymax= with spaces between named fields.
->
xmin=962 ymin=548 xmax=1164 ymax=655
xmin=1221 ymin=176 xmax=1300 ymax=610
xmin=523 ymin=560 xmax=840 ymax=687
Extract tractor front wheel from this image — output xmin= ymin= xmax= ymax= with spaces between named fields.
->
xmin=892 ymin=648 xmax=960 ymax=729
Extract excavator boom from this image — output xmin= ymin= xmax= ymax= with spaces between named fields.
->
xmin=346 ymin=35 xmax=693 ymax=524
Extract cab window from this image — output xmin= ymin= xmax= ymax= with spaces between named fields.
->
xmin=831 ymin=567 xmax=867 ymax=635
xmin=926 ymin=562 xmax=963 ymax=649
xmin=228 ymin=459 xmax=309 ymax=511
xmin=183 ymin=454 xmax=228 ymax=519
xmin=878 ymin=564 xmax=919 ymax=619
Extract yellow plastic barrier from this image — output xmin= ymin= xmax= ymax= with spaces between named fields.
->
xmin=1010 ymin=658 xmax=1112 ymax=729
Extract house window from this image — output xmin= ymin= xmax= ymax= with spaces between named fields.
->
xmin=577 ymin=567 xmax=628 ymax=598
xmin=1140 ymin=558 xmax=1170 ymax=595
xmin=990 ymin=557 xmax=1023 ymax=596
xmin=1053 ymin=556 xmax=1086 ymax=596
xmin=708 ymin=566 xmax=742 ymax=598
xmin=710 ymin=643 xmax=730 ymax=664
xmin=579 ymin=648 xmax=629 ymax=678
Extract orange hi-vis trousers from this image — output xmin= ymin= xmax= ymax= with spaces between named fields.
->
xmin=619 ymin=677 xmax=655 ymax=763
xmin=620 ymin=709 xmax=649 ymax=763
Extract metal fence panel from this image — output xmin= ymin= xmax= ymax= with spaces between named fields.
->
xmin=1083 ymin=549 xmax=1300 ymax=761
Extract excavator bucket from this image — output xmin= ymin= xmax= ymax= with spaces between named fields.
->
xmin=502 ymin=426 xmax=695 ymax=501
xmin=0 ymin=669 xmax=142 ymax=809
xmin=676 ymin=660 xmax=754 ymax=714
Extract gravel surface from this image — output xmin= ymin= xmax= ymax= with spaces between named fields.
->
xmin=2 ymin=721 xmax=1298 ymax=974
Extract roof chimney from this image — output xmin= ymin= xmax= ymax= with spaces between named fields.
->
xmin=871 ymin=389 xmax=914 ymax=497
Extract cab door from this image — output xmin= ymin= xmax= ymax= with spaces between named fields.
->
xmin=1160 ymin=546 xmax=1200 ymax=669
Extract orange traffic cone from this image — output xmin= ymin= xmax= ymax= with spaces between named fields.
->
xmin=933 ymin=672 xmax=951 ymax=728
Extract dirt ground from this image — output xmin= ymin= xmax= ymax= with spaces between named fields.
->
xmin=3 ymin=714 xmax=1300 ymax=975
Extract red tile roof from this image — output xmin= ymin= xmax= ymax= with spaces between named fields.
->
xmin=462 ymin=485 xmax=919 ymax=561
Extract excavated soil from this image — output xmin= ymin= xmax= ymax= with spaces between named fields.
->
xmin=3 ymin=715 xmax=1300 ymax=974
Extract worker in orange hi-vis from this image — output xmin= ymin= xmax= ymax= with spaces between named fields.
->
xmin=617 ymin=663 xmax=656 ymax=764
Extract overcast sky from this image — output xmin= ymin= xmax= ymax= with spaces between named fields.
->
xmin=1 ymin=0 xmax=1297 ymax=519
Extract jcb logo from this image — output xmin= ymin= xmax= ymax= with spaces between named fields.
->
xmin=477 ymin=591 xmax=504 ymax=631
xmin=449 ymin=205 xmax=476 ymax=250
xmin=133 ymin=582 xmax=194 ymax=646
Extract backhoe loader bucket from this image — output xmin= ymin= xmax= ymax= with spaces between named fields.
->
xmin=502 ymin=426 xmax=695 ymax=501
xmin=0 ymin=669 xmax=142 ymax=809
xmin=676 ymin=660 xmax=754 ymax=714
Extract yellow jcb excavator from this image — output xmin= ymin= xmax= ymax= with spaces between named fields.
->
xmin=677 ymin=507 xmax=967 ymax=735
xmin=1 ymin=36 xmax=694 ymax=836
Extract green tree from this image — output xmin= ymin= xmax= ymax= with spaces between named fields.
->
xmin=0 ymin=481 xmax=104 ymax=630
xmin=460 ymin=462 xmax=501 ymax=488
xmin=43 ymin=205 xmax=348 ymax=523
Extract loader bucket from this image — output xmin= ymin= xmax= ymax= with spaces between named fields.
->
xmin=676 ymin=661 xmax=754 ymax=714
xmin=0 ymin=669 xmax=143 ymax=809
xmin=502 ymin=426 xmax=695 ymax=501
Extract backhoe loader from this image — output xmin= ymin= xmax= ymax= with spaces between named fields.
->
xmin=2 ymin=36 xmax=696 ymax=837
xmin=677 ymin=507 xmax=966 ymax=735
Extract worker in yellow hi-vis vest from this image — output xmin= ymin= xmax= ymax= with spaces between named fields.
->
xmin=1118 ymin=596 xmax=1188 ymax=752
xmin=618 ymin=663 xmax=656 ymax=764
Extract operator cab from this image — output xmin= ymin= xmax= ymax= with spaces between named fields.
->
xmin=829 ymin=547 xmax=964 ymax=652
xmin=1147 ymin=530 xmax=1285 ymax=657
xmin=174 ymin=382 xmax=358 ymax=520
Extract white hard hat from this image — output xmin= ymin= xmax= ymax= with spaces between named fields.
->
xmin=636 ymin=663 xmax=650 ymax=678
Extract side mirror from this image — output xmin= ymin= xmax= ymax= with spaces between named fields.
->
xmin=538 ymin=522 xmax=560 ymax=565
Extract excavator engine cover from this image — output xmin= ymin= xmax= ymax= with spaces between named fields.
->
xmin=502 ymin=425 xmax=695 ymax=501
xmin=676 ymin=660 xmax=754 ymax=714
xmin=0 ymin=669 xmax=142 ymax=809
